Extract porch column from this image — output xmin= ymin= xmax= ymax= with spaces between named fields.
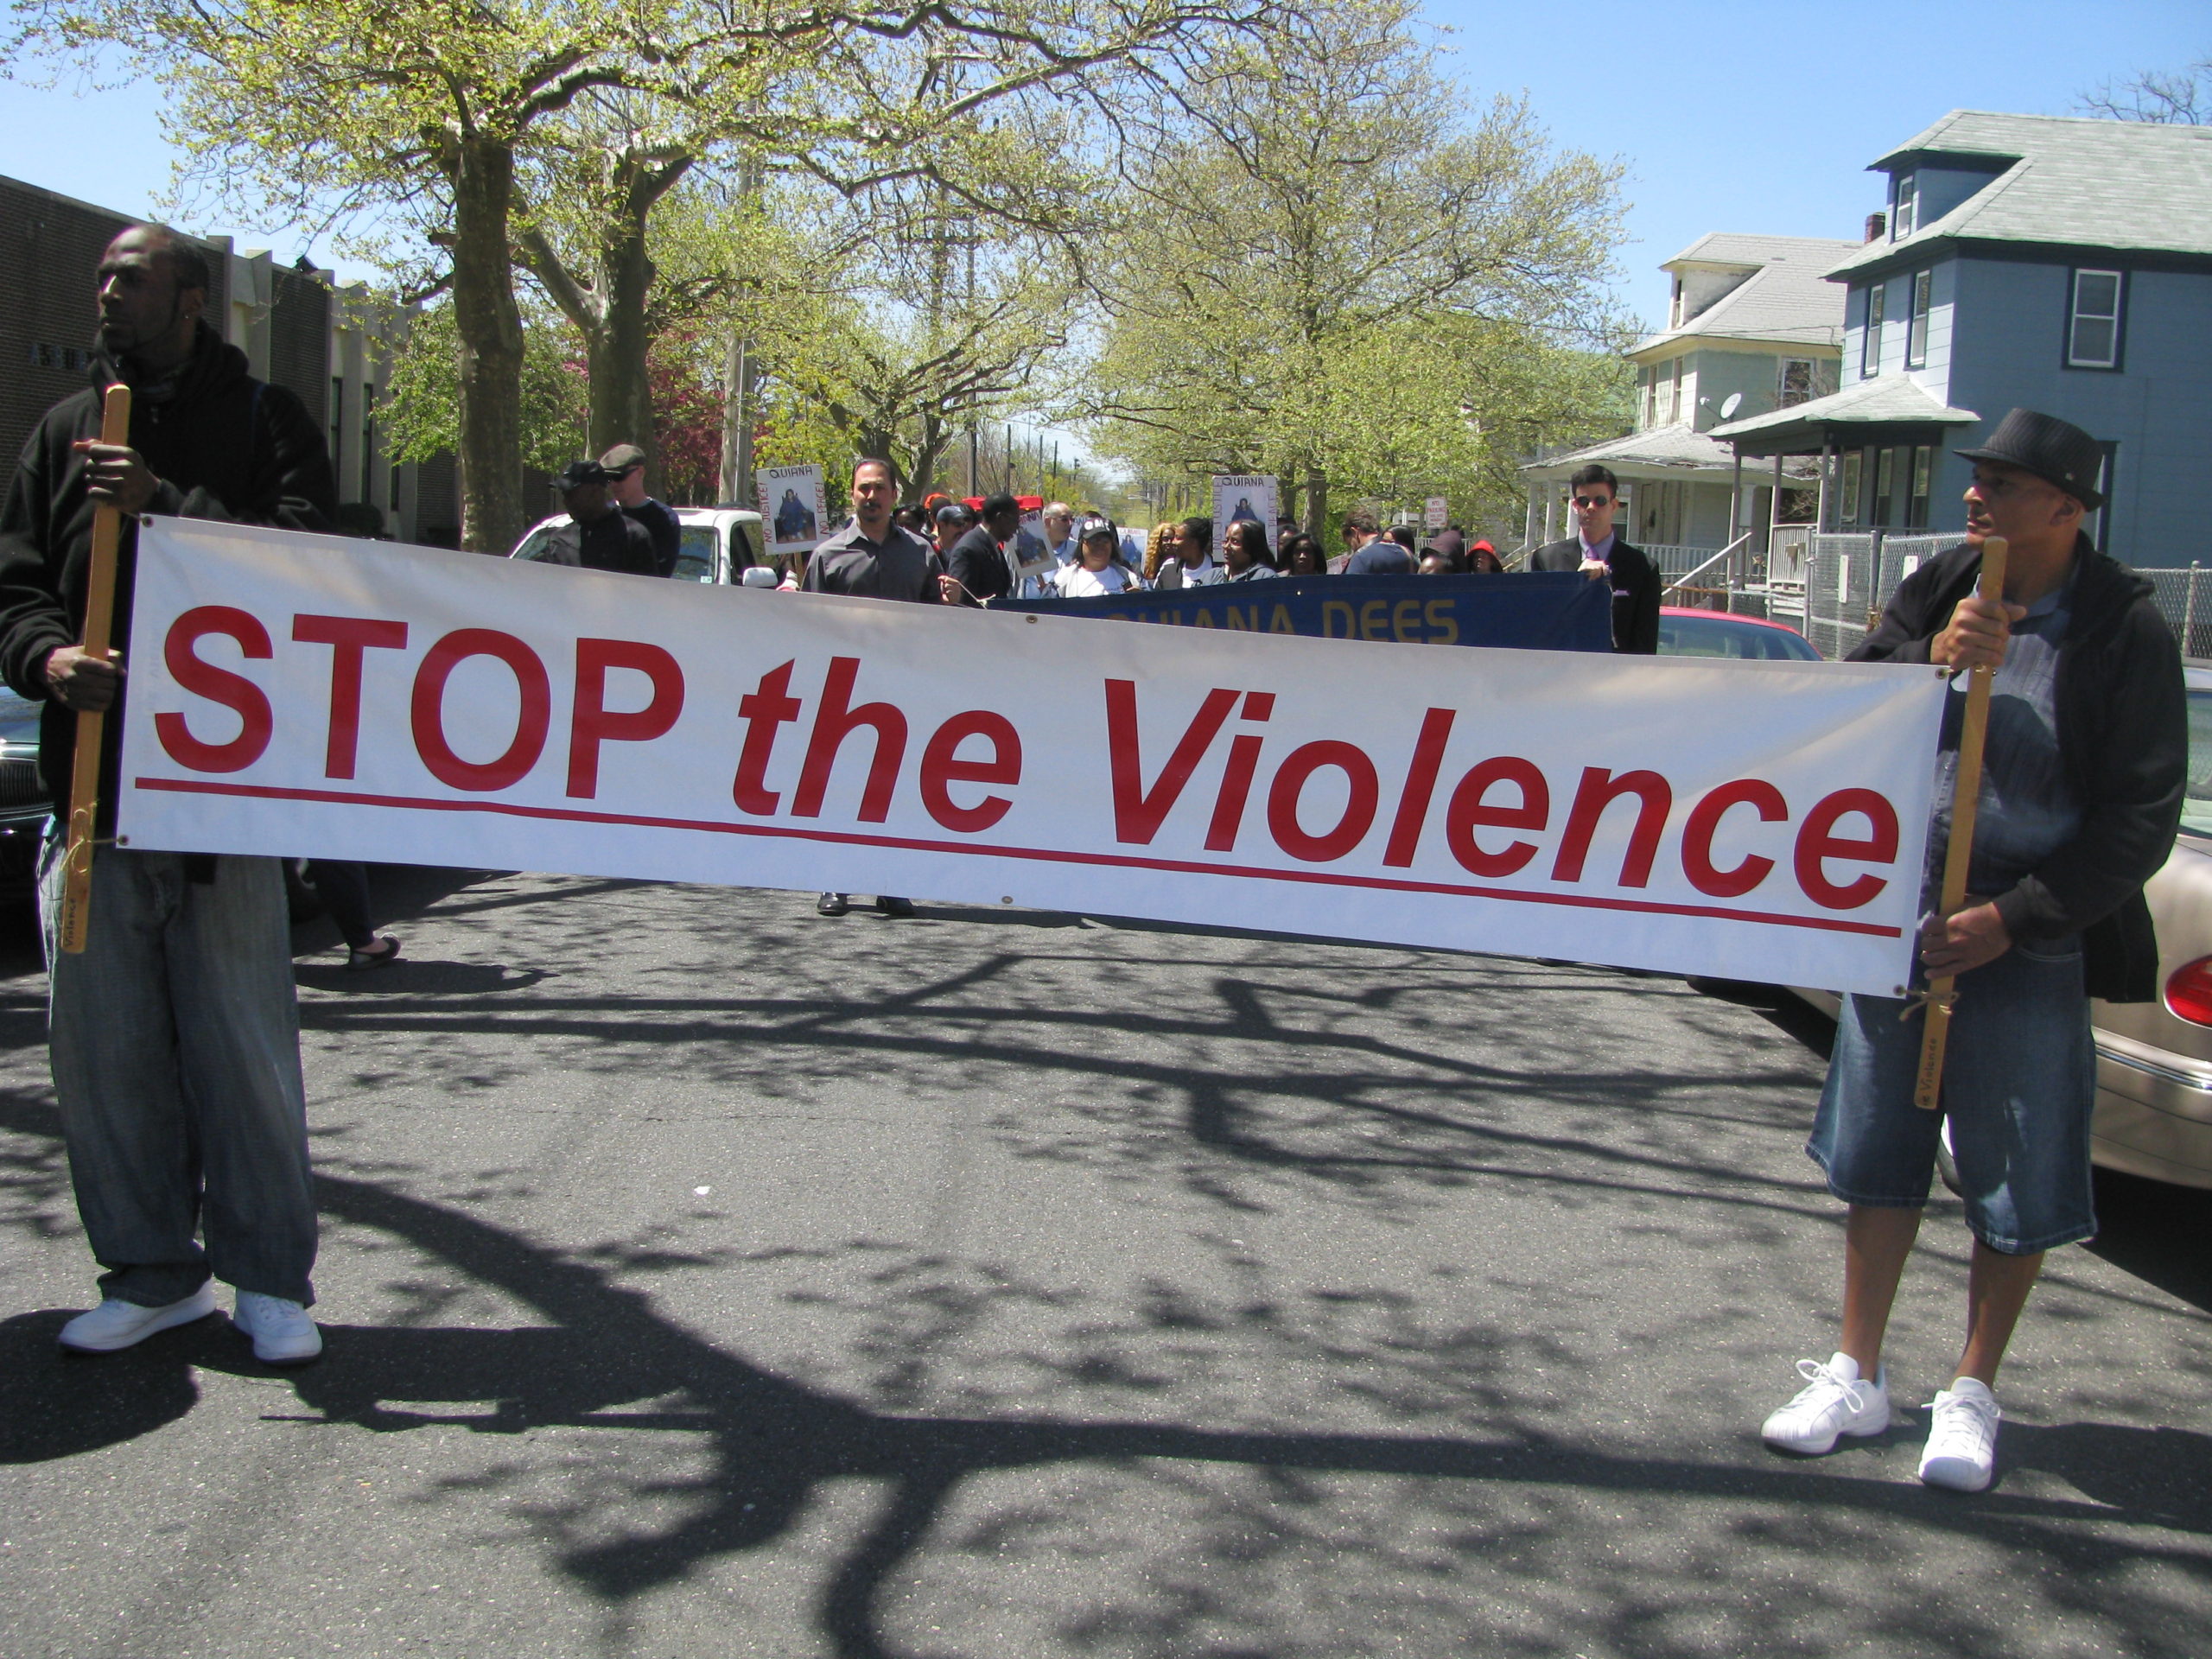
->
xmin=1728 ymin=447 xmax=1745 ymax=588
xmin=1542 ymin=486 xmax=1557 ymax=544
xmin=1815 ymin=439 xmax=1835 ymax=532
xmin=1524 ymin=486 xmax=1539 ymax=550
xmin=1770 ymin=451 xmax=1785 ymax=539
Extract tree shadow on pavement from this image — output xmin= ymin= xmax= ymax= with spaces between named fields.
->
xmin=6 ymin=1153 xmax=2209 ymax=1659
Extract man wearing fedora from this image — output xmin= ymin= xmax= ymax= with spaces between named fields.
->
xmin=1760 ymin=408 xmax=2185 ymax=1492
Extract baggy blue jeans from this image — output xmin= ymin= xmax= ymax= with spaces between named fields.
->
xmin=40 ymin=836 xmax=318 ymax=1306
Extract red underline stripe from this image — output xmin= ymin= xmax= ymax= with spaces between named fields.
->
xmin=130 ymin=775 xmax=1902 ymax=938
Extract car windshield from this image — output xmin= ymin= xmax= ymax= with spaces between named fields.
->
xmin=673 ymin=527 xmax=717 ymax=583
xmin=2182 ymin=690 xmax=2212 ymax=838
xmin=512 ymin=525 xmax=564 ymax=563
xmin=1656 ymin=613 xmax=1820 ymax=661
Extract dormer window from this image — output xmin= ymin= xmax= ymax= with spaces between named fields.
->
xmin=1892 ymin=172 xmax=1917 ymax=239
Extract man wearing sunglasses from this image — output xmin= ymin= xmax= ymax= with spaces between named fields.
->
xmin=1531 ymin=465 xmax=1660 ymax=653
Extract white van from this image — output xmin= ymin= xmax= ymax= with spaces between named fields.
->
xmin=509 ymin=505 xmax=772 ymax=583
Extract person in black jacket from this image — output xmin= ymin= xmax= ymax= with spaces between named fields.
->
xmin=543 ymin=461 xmax=658 ymax=575
xmin=1529 ymin=464 xmax=1660 ymax=653
xmin=0 ymin=225 xmax=337 ymax=1365
xmin=600 ymin=442 xmax=682 ymax=577
xmin=940 ymin=493 xmax=1022 ymax=607
xmin=1758 ymin=409 xmax=2185 ymax=1495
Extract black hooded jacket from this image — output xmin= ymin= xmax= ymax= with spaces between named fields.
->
xmin=1850 ymin=537 xmax=2186 ymax=1002
xmin=0 ymin=323 xmax=336 ymax=823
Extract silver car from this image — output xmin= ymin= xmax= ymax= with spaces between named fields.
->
xmin=2087 ymin=663 xmax=2212 ymax=1188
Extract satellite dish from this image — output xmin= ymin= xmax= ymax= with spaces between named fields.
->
xmin=1719 ymin=392 xmax=1744 ymax=421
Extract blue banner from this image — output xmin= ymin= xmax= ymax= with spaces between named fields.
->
xmin=995 ymin=572 xmax=1613 ymax=652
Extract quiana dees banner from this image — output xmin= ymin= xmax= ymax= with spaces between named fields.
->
xmin=997 ymin=572 xmax=1615 ymax=653
xmin=118 ymin=519 xmax=1951 ymax=994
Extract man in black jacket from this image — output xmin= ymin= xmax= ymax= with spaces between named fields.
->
xmin=0 ymin=226 xmax=337 ymax=1365
xmin=1530 ymin=464 xmax=1660 ymax=653
xmin=600 ymin=442 xmax=682 ymax=577
xmin=1759 ymin=409 xmax=2184 ymax=1494
xmin=544 ymin=461 xmax=659 ymax=575
xmin=940 ymin=493 xmax=1022 ymax=607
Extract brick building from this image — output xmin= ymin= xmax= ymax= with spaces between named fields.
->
xmin=1 ymin=173 xmax=455 ymax=543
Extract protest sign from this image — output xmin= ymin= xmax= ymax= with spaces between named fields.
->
xmin=1213 ymin=476 xmax=1277 ymax=536
xmin=758 ymin=464 xmax=825 ymax=556
xmin=119 ymin=518 xmax=1948 ymax=993
xmin=998 ymin=573 xmax=1613 ymax=653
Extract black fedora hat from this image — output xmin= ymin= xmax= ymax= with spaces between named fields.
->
xmin=1955 ymin=408 xmax=2105 ymax=509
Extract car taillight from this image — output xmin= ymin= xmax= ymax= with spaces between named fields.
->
xmin=2164 ymin=957 xmax=2212 ymax=1026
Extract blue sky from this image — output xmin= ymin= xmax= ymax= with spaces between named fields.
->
xmin=0 ymin=2 xmax=2199 ymax=328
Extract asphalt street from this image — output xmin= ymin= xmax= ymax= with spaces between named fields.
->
xmin=2 ymin=867 xmax=2209 ymax=1659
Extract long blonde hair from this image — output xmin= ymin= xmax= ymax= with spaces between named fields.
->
xmin=1144 ymin=521 xmax=1177 ymax=582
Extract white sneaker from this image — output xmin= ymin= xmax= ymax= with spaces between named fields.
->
xmin=58 ymin=1284 xmax=218 ymax=1353
xmin=1919 ymin=1377 xmax=2001 ymax=1492
xmin=1762 ymin=1352 xmax=1891 ymax=1453
xmin=232 ymin=1291 xmax=322 ymax=1365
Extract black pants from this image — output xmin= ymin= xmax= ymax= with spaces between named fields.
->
xmin=303 ymin=861 xmax=374 ymax=950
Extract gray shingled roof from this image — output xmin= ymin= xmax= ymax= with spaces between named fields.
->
xmin=1633 ymin=235 xmax=1859 ymax=354
xmin=1522 ymin=422 xmax=1818 ymax=481
xmin=1710 ymin=376 xmax=1978 ymax=444
xmin=1829 ymin=111 xmax=2212 ymax=277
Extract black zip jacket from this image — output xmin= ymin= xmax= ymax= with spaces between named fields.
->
xmin=1850 ymin=537 xmax=2185 ymax=1002
xmin=0 ymin=322 xmax=336 ymax=827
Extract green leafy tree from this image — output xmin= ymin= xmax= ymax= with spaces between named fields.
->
xmin=13 ymin=0 xmax=1282 ymax=556
xmin=379 ymin=301 xmax=587 ymax=475
xmin=1088 ymin=0 xmax=1629 ymax=531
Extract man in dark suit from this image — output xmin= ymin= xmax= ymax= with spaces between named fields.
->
xmin=1531 ymin=464 xmax=1660 ymax=654
xmin=941 ymin=492 xmax=1022 ymax=606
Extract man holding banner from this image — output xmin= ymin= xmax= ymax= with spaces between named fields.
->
xmin=0 ymin=225 xmax=335 ymax=1364
xmin=1760 ymin=410 xmax=2184 ymax=1493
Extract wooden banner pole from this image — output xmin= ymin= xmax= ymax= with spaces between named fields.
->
xmin=1912 ymin=533 xmax=2010 ymax=1111
xmin=57 ymin=383 xmax=134 ymax=956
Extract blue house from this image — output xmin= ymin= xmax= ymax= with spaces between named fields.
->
xmin=1712 ymin=111 xmax=2212 ymax=566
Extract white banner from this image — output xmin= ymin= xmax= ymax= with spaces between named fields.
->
xmin=118 ymin=519 xmax=1949 ymax=994
xmin=758 ymin=464 xmax=824 ymax=556
xmin=1212 ymin=476 xmax=1277 ymax=538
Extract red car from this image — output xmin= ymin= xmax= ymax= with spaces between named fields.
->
xmin=1656 ymin=607 xmax=1821 ymax=661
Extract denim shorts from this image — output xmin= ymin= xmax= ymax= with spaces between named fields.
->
xmin=1808 ymin=937 xmax=2097 ymax=1255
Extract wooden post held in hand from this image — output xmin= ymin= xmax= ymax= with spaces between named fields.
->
xmin=1912 ymin=534 xmax=2010 ymax=1110
xmin=57 ymin=383 xmax=133 ymax=956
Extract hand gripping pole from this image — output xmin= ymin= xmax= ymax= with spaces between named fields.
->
xmin=1911 ymin=534 xmax=2009 ymax=1110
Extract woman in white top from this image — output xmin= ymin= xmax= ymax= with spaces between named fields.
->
xmin=1054 ymin=520 xmax=1144 ymax=598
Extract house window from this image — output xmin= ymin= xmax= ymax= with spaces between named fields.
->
xmin=2068 ymin=269 xmax=2124 ymax=369
xmin=1872 ymin=448 xmax=1896 ymax=525
xmin=1778 ymin=359 xmax=1816 ymax=408
xmin=1892 ymin=173 xmax=1917 ymax=239
xmin=1840 ymin=452 xmax=1863 ymax=524
xmin=1905 ymin=270 xmax=1932 ymax=369
xmin=1861 ymin=283 xmax=1886 ymax=378
xmin=1908 ymin=446 xmax=1932 ymax=528
xmin=1669 ymin=359 xmax=1684 ymax=424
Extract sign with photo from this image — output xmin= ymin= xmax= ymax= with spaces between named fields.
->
xmin=1211 ymin=476 xmax=1278 ymax=538
xmin=758 ymin=464 xmax=826 ymax=556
